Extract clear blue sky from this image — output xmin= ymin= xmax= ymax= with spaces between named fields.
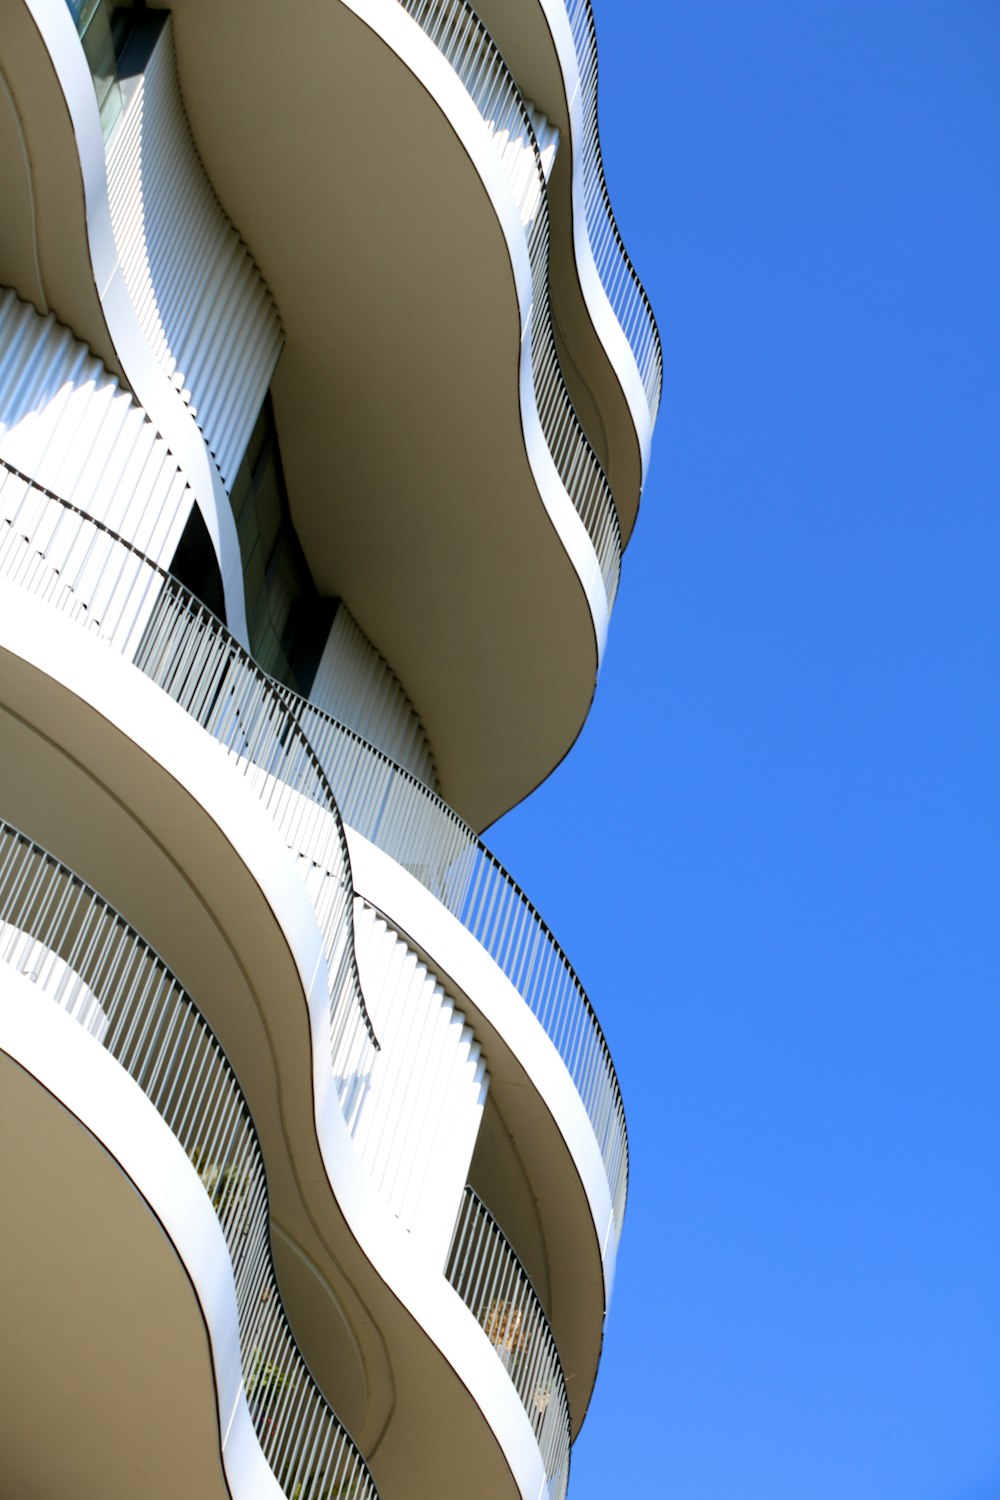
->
xmin=489 ymin=4 xmax=1000 ymax=1497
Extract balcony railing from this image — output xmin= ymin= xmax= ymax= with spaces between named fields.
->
xmin=0 ymin=457 xmax=628 ymax=1235
xmin=0 ymin=818 xmax=379 ymax=1500
xmin=284 ymin=692 xmax=629 ymax=1235
xmin=398 ymin=0 xmax=622 ymax=605
xmin=447 ymin=1186 xmax=570 ymax=1500
xmin=562 ymin=0 xmax=663 ymax=419
xmin=0 ymin=460 xmax=378 ymax=1126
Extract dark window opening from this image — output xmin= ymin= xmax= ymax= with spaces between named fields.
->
xmin=168 ymin=503 xmax=226 ymax=625
xmin=228 ymin=395 xmax=335 ymax=696
xmin=64 ymin=1 xmax=164 ymax=134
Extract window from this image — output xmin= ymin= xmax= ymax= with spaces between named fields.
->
xmin=228 ymin=396 xmax=334 ymax=695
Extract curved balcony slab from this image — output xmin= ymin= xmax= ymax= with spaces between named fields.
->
xmin=448 ymin=1185 xmax=572 ymax=1500
xmin=471 ymin=0 xmax=661 ymax=536
xmin=286 ymin=691 xmax=628 ymax=1238
xmin=346 ymin=826 xmax=617 ymax=1434
xmin=5 ymin=0 xmax=628 ymax=829
xmin=0 ymin=453 xmax=627 ymax=1252
xmin=0 ymin=1 xmax=117 ymax=375
xmin=157 ymin=0 xmax=613 ymax=830
xmin=0 ymin=819 xmax=379 ymax=1500
xmin=0 ymin=591 xmax=557 ymax=1500
xmin=0 ymin=979 xmax=280 ymax=1500
xmin=2 ymin=0 xmax=254 ymax=638
xmin=0 ymin=585 xmax=390 ymax=1441
xmin=0 ymin=456 xmax=626 ymax=1441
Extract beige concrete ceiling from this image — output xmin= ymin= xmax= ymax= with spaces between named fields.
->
xmin=0 ymin=638 xmax=533 ymax=1498
xmin=0 ymin=0 xmax=637 ymax=828
xmin=163 ymin=0 xmax=605 ymax=829
xmin=0 ymin=1052 xmax=233 ymax=1500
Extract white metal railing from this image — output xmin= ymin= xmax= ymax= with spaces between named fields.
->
xmin=397 ymin=0 xmax=622 ymax=605
xmin=0 ymin=459 xmax=378 ymax=1123
xmin=283 ymin=692 xmax=629 ymax=1235
xmin=0 ymin=819 xmax=379 ymax=1500
xmin=447 ymin=1186 xmax=570 ymax=1500
xmin=562 ymin=0 xmax=663 ymax=419
xmin=0 ymin=456 xmax=627 ymax=1234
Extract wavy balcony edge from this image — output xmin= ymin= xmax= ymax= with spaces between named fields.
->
xmin=0 ymin=3 xmax=657 ymax=1498
xmin=0 ymin=820 xmax=378 ymax=1500
xmin=0 ymin=452 xmax=628 ymax=1249
xmin=562 ymin=0 xmax=663 ymax=420
xmin=348 ymin=829 xmax=617 ymax=1436
xmin=5 ymin=0 xmax=256 ymax=644
xmin=448 ymin=1185 xmax=572 ymax=1500
xmin=0 ymin=593 xmax=558 ymax=1500
xmin=0 ymin=452 xmax=621 ymax=1437
xmin=0 ymin=558 xmax=605 ymax=1494
xmin=394 ymin=0 xmax=661 ymax=539
xmin=21 ymin=0 xmax=615 ymax=829
xmin=0 ymin=1005 xmax=268 ymax=1500
xmin=0 ymin=451 xmax=624 ymax=1415
xmin=383 ymin=0 xmax=623 ymax=602
xmin=548 ymin=0 xmax=663 ymax=512
xmin=463 ymin=0 xmax=662 ymax=531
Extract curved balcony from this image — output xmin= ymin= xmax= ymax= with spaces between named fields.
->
xmin=0 ymin=456 xmax=379 ymax=1119
xmin=0 ymin=2 xmax=256 ymax=642
xmin=561 ymin=0 xmax=662 ymax=424
xmin=6 ymin=0 xmax=646 ymax=830
xmin=285 ymin=689 xmax=628 ymax=1242
xmin=395 ymin=0 xmax=621 ymax=606
xmin=0 ymin=582 xmax=569 ymax=1500
xmin=467 ymin=0 xmax=660 ymax=535
xmin=0 ymin=453 xmax=625 ymax=1425
xmin=397 ymin=0 xmax=661 ymax=539
xmin=448 ymin=1186 xmax=571 ymax=1500
xmin=0 ymin=452 xmax=627 ymax=1242
xmin=0 ymin=817 xmax=378 ymax=1500
xmin=123 ymin=0 xmax=615 ymax=828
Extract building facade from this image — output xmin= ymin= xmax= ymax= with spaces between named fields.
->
xmin=0 ymin=2 xmax=660 ymax=1496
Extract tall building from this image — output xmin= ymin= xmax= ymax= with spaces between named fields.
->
xmin=0 ymin=2 xmax=660 ymax=1497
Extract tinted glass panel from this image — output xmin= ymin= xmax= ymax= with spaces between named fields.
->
xmin=227 ymin=395 xmax=335 ymax=695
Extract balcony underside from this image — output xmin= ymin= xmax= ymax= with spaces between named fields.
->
xmin=0 ymin=0 xmax=120 ymax=377
xmin=0 ymin=1045 xmax=233 ymax=1500
xmin=150 ymin=0 xmax=610 ymax=831
xmin=0 ymin=0 xmax=612 ymax=831
xmin=472 ymin=0 xmax=652 ymax=537
xmin=347 ymin=828 xmax=615 ymax=1438
xmin=0 ymin=599 xmax=559 ymax=1498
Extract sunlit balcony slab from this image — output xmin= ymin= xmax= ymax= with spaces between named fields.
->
xmin=346 ymin=826 xmax=619 ymax=1435
xmin=0 ymin=989 xmax=266 ymax=1500
xmin=159 ymin=0 xmax=610 ymax=829
xmin=0 ymin=592 xmax=558 ymax=1500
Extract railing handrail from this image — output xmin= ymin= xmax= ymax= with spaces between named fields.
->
xmin=0 ymin=817 xmax=379 ymax=1500
xmin=283 ymin=685 xmax=629 ymax=1230
xmin=289 ymin=694 xmax=607 ymax=1045
xmin=0 ymin=456 xmax=378 ymax=1066
xmin=447 ymin=1184 xmax=570 ymax=1500
xmin=0 ymin=455 xmax=628 ymax=1234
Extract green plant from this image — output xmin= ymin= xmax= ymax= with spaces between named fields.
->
xmin=286 ymin=1477 xmax=366 ymax=1499
xmin=247 ymin=1351 xmax=291 ymax=1407
xmin=188 ymin=1148 xmax=250 ymax=1223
